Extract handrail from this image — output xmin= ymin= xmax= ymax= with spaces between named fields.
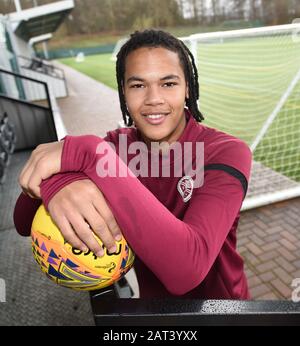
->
xmin=89 ymin=279 xmax=300 ymax=326
xmin=18 ymin=55 xmax=66 ymax=75
xmin=0 ymin=68 xmax=56 ymax=140
xmin=17 ymin=55 xmax=66 ymax=80
xmin=0 ymin=67 xmax=49 ymax=86
xmin=90 ymin=295 xmax=300 ymax=326
xmin=0 ymin=94 xmax=50 ymax=111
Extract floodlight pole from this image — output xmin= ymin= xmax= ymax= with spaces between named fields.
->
xmin=14 ymin=0 xmax=22 ymax=12
xmin=42 ymin=41 xmax=49 ymax=60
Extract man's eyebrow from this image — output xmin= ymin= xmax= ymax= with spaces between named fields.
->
xmin=160 ymin=74 xmax=180 ymax=81
xmin=126 ymin=74 xmax=180 ymax=83
xmin=126 ymin=76 xmax=144 ymax=83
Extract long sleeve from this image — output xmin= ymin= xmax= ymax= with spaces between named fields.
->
xmin=13 ymin=193 xmax=42 ymax=236
xmin=60 ymin=134 xmax=251 ymax=295
xmin=13 ymin=172 xmax=87 ymax=236
xmin=13 ymin=132 xmax=112 ymax=237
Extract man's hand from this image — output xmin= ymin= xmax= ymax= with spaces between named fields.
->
xmin=48 ymin=179 xmax=122 ymax=257
xmin=19 ymin=141 xmax=63 ymax=199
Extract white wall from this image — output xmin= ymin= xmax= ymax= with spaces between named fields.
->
xmin=20 ymin=67 xmax=67 ymax=100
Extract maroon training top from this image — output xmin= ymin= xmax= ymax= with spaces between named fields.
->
xmin=14 ymin=111 xmax=252 ymax=299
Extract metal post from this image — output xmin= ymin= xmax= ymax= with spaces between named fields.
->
xmin=14 ymin=0 xmax=22 ymax=12
xmin=42 ymin=41 xmax=49 ymax=60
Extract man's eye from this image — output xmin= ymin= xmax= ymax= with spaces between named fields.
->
xmin=130 ymin=84 xmax=144 ymax=88
xmin=163 ymin=82 xmax=177 ymax=87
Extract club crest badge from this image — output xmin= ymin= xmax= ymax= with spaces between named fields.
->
xmin=177 ymin=176 xmax=194 ymax=202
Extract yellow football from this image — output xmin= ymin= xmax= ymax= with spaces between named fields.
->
xmin=31 ymin=205 xmax=135 ymax=291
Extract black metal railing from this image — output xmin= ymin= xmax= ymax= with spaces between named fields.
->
xmin=0 ymin=67 xmax=53 ymax=108
xmin=0 ymin=68 xmax=58 ymax=150
xmin=89 ymin=279 xmax=300 ymax=326
xmin=18 ymin=55 xmax=66 ymax=81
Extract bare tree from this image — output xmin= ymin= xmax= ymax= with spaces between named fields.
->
xmin=273 ymin=0 xmax=289 ymax=25
xmin=2 ymin=0 xmax=298 ymax=39
xmin=249 ymin=0 xmax=260 ymax=21
xmin=197 ymin=0 xmax=207 ymax=24
xmin=231 ymin=0 xmax=246 ymax=20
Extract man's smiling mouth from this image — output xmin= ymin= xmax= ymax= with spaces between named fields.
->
xmin=142 ymin=112 xmax=170 ymax=124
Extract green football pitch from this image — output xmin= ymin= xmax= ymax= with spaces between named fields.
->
xmin=60 ymin=53 xmax=117 ymax=90
xmin=60 ymin=36 xmax=300 ymax=182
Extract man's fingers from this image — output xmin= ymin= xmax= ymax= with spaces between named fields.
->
xmin=93 ymin=194 xmax=122 ymax=241
xmin=46 ymin=179 xmax=121 ymax=258
xmin=19 ymin=151 xmax=44 ymax=197
xmin=70 ymin=216 xmax=105 ymax=257
xmin=20 ymin=173 xmax=40 ymax=198
xmin=84 ymin=206 xmax=118 ymax=254
xmin=19 ymin=157 xmax=35 ymax=191
xmin=19 ymin=147 xmax=43 ymax=179
xmin=103 ymin=213 xmax=122 ymax=241
xmin=52 ymin=215 xmax=88 ymax=252
xmin=26 ymin=159 xmax=50 ymax=198
xmin=22 ymin=167 xmax=42 ymax=198
xmin=19 ymin=142 xmax=62 ymax=198
xmin=19 ymin=148 xmax=38 ymax=177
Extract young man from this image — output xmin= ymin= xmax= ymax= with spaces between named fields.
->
xmin=14 ymin=30 xmax=252 ymax=299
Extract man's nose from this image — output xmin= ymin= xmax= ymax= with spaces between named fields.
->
xmin=144 ymin=86 xmax=165 ymax=105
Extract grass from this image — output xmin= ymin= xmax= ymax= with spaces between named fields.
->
xmin=46 ymin=33 xmax=124 ymax=50
xmin=59 ymin=34 xmax=300 ymax=182
xmin=60 ymin=54 xmax=117 ymax=90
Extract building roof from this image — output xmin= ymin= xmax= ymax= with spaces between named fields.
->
xmin=8 ymin=0 xmax=74 ymax=41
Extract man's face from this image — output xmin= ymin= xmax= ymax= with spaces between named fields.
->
xmin=124 ymin=47 xmax=188 ymax=145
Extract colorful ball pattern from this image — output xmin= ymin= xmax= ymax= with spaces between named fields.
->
xmin=31 ymin=205 xmax=135 ymax=291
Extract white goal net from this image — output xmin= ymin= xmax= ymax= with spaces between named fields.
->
xmin=181 ymin=24 xmax=300 ymax=210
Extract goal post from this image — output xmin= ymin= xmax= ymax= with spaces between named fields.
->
xmin=111 ymin=37 xmax=129 ymax=62
xmin=180 ymin=24 xmax=300 ymax=211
